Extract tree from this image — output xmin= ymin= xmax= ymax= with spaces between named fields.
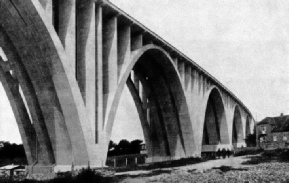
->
xmin=0 ymin=142 xmax=27 ymax=166
xmin=108 ymin=140 xmax=116 ymax=151
xmin=245 ymin=133 xmax=256 ymax=147
xmin=130 ymin=139 xmax=143 ymax=154
xmin=107 ymin=139 xmax=145 ymax=156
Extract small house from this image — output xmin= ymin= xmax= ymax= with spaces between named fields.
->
xmin=0 ymin=164 xmax=25 ymax=177
xmin=256 ymin=114 xmax=289 ymax=149
xmin=139 ymin=143 xmax=147 ymax=154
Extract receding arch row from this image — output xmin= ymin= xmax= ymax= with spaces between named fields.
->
xmin=0 ymin=0 xmax=255 ymax=174
xmin=201 ymin=86 xmax=253 ymax=152
xmin=103 ymin=45 xmax=196 ymax=161
xmin=202 ymin=87 xmax=229 ymax=146
xmin=104 ymin=44 xmax=254 ymax=160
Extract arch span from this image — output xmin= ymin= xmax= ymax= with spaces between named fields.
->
xmin=0 ymin=0 xmax=95 ymax=171
xmin=232 ymin=105 xmax=245 ymax=147
xmin=104 ymin=45 xmax=195 ymax=161
xmin=202 ymin=87 xmax=229 ymax=148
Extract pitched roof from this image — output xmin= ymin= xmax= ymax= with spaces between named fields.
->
xmin=257 ymin=115 xmax=289 ymax=132
xmin=271 ymin=115 xmax=289 ymax=132
xmin=0 ymin=164 xmax=24 ymax=170
xmin=257 ymin=117 xmax=277 ymax=125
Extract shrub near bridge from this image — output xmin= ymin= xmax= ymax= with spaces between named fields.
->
xmin=234 ymin=147 xmax=263 ymax=156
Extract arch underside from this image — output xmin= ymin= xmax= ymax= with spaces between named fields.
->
xmin=246 ymin=115 xmax=251 ymax=137
xmin=202 ymin=88 xmax=230 ymax=152
xmin=114 ymin=50 xmax=194 ymax=161
xmin=232 ymin=106 xmax=245 ymax=147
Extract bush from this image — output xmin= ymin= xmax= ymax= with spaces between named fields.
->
xmin=241 ymin=157 xmax=265 ymax=165
xmin=234 ymin=148 xmax=263 ymax=156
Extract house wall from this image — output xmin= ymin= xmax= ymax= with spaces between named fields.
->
xmin=270 ymin=132 xmax=289 ymax=149
xmin=256 ymin=123 xmax=272 ymax=147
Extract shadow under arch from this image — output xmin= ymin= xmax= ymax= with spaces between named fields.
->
xmin=202 ymin=87 xmax=229 ymax=146
xmin=104 ymin=45 xmax=195 ymax=160
xmin=245 ymin=115 xmax=251 ymax=137
xmin=232 ymin=105 xmax=244 ymax=147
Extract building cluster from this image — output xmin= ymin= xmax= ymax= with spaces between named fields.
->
xmin=256 ymin=113 xmax=289 ymax=149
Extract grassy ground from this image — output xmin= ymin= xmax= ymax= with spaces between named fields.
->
xmin=118 ymin=149 xmax=289 ymax=182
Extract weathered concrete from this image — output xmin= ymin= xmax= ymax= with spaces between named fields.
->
xmin=0 ymin=0 xmax=254 ymax=174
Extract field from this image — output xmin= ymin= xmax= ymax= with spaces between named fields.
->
xmin=118 ymin=149 xmax=289 ymax=183
xmin=4 ymin=149 xmax=289 ymax=182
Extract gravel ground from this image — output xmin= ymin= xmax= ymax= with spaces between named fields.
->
xmin=118 ymin=156 xmax=289 ymax=183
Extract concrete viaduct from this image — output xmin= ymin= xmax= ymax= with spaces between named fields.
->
xmin=0 ymin=0 xmax=254 ymax=173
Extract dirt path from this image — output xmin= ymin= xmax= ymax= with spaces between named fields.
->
xmin=116 ymin=155 xmax=252 ymax=183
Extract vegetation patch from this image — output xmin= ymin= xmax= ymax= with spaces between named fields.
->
xmin=0 ymin=168 xmax=117 ymax=183
xmin=241 ymin=149 xmax=289 ymax=165
xmin=212 ymin=166 xmax=248 ymax=173
xmin=234 ymin=147 xmax=263 ymax=157
xmin=113 ymin=156 xmax=205 ymax=173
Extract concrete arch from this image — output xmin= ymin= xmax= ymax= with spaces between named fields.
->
xmin=103 ymin=44 xmax=195 ymax=160
xmin=0 ymin=26 xmax=55 ymax=166
xmin=0 ymin=0 xmax=97 ymax=170
xmin=0 ymin=68 xmax=37 ymax=165
xmin=232 ymin=105 xmax=245 ymax=147
xmin=202 ymin=87 xmax=229 ymax=147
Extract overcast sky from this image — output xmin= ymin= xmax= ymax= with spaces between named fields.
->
xmin=0 ymin=0 xmax=289 ymax=144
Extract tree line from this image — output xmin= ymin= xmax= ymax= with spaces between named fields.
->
xmin=107 ymin=139 xmax=143 ymax=157
xmin=0 ymin=142 xmax=27 ymax=166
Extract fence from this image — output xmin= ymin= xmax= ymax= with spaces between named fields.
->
xmin=106 ymin=154 xmax=147 ymax=167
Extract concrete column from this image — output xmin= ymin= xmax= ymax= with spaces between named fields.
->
xmin=39 ymin=0 xmax=53 ymax=22
xmin=149 ymin=95 xmax=170 ymax=158
xmin=0 ymin=69 xmax=36 ymax=165
xmin=76 ymin=0 xmax=96 ymax=140
xmin=58 ymin=0 xmax=76 ymax=75
xmin=199 ymin=74 xmax=203 ymax=95
xmin=134 ymin=71 xmax=140 ymax=93
xmin=117 ymin=25 xmax=130 ymax=78
xmin=177 ymin=61 xmax=185 ymax=86
xmin=191 ymin=69 xmax=196 ymax=94
xmin=131 ymin=34 xmax=143 ymax=51
xmin=126 ymin=76 xmax=152 ymax=159
xmin=139 ymin=83 xmax=143 ymax=101
xmin=138 ymin=72 xmax=169 ymax=159
xmin=95 ymin=5 xmax=103 ymax=142
xmin=203 ymin=76 xmax=206 ymax=95
xmin=204 ymin=101 xmax=219 ymax=145
xmin=185 ymin=65 xmax=191 ymax=91
xmin=103 ymin=16 xmax=118 ymax=116
xmin=185 ymin=65 xmax=192 ymax=111
xmin=173 ymin=58 xmax=178 ymax=69
xmin=149 ymin=70 xmax=185 ymax=158
xmin=141 ymin=80 xmax=149 ymax=110
xmin=195 ymin=71 xmax=200 ymax=94
xmin=147 ymin=108 xmax=150 ymax=123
